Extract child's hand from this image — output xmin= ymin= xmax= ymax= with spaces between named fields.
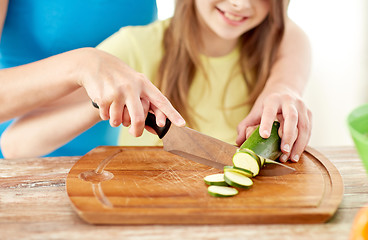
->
xmin=78 ymin=48 xmax=185 ymax=137
xmin=236 ymin=88 xmax=312 ymax=163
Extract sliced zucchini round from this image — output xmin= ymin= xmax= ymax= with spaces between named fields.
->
xmin=223 ymin=165 xmax=253 ymax=178
xmin=207 ymin=185 xmax=238 ymax=197
xmin=237 ymin=148 xmax=261 ymax=167
xmin=258 ymin=155 xmax=265 ymax=167
xmin=224 ymin=171 xmax=253 ymax=189
xmin=240 ymin=148 xmax=263 ymax=169
xmin=203 ymin=173 xmax=228 ymax=186
xmin=232 ymin=152 xmax=260 ymax=176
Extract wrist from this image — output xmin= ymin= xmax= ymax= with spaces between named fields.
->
xmin=263 ymin=75 xmax=305 ymax=97
xmin=271 ymin=67 xmax=311 ymax=94
xmin=66 ymin=47 xmax=99 ymax=88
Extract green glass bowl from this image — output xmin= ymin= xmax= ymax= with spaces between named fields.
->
xmin=348 ymin=103 xmax=368 ymax=174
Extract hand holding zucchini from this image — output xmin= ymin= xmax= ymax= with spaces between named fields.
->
xmin=204 ymin=121 xmax=283 ymax=197
xmin=233 ymin=121 xmax=282 ymax=177
xmin=240 ymin=121 xmax=282 ymax=161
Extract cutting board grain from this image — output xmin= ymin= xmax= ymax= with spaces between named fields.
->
xmin=66 ymin=146 xmax=343 ymax=225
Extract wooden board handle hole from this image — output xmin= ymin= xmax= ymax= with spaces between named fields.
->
xmin=79 ymin=170 xmax=114 ymax=183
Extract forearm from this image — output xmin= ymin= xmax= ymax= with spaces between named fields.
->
xmin=0 ymin=0 xmax=9 ymax=39
xmin=237 ymin=18 xmax=312 ymax=160
xmin=0 ymin=49 xmax=90 ymax=122
xmin=262 ymin=18 xmax=311 ymax=97
xmin=0 ymin=47 xmax=185 ymax=134
xmin=0 ymin=100 xmax=100 ymax=158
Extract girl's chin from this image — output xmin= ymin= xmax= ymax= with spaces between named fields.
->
xmin=214 ymin=31 xmax=243 ymax=41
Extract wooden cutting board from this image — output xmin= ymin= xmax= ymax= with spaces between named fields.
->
xmin=66 ymin=146 xmax=343 ymax=225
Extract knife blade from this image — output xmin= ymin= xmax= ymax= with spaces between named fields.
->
xmin=145 ymin=112 xmax=295 ymax=176
xmin=262 ymin=159 xmax=297 ymax=176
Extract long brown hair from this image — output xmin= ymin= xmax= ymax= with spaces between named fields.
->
xmin=157 ymin=0 xmax=287 ymax=127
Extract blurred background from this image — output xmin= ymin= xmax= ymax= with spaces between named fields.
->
xmin=156 ymin=0 xmax=368 ymax=147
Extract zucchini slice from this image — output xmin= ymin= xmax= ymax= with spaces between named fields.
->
xmin=237 ymin=148 xmax=261 ymax=164
xmin=203 ymin=173 xmax=228 ymax=186
xmin=207 ymin=185 xmax=238 ymax=197
xmin=223 ymin=165 xmax=253 ymax=178
xmin=258 ymin=155 xmax=266 ymax=167
xmin=232 ymin=151 xmax=260 ymax=176
xmin=224 ymin=171 xmax=253 ymax=189
xmin=237 ymin=148 xmax=262 ymax=169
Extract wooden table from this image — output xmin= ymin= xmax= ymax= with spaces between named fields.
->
xmin=0 ymin=146 xmax=367 ymax=240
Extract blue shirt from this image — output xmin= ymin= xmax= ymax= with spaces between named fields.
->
xmin=0 ymin=0 xmax=157 ymax=157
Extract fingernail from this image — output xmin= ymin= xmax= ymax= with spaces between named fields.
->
xmin=159 ymin=119 xmax=165 ymax=127
xmin=110 ymin=120 xmax=118 ymax=127
xmin=283 ymin=144 xmax=290 ymax=153
xmin=176 ymin=119 xmax=186 ymax=126
xmin=280 ymin=154 xmax=288 ymax=162
xmin=261 ymin=130 xmax=269 ymax=138
xmin=128 ymin=127 xmax=137 ymax=137
xmin=101 ymin=114 xmax=108 ymax=121
xmin=292 ymin=155 xmax=300 ymax=162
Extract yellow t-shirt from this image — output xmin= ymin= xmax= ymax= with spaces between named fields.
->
xmin=96 ymin=19 xmax=250 ymax=146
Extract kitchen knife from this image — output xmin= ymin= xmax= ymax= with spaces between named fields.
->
xmin=91 ymin=102 xmax=294 ymax=176
xmin=145 ymin=112 xmax=295 ymax=176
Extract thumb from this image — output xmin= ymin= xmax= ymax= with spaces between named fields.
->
xmin=236 ymin=111 xmax=261 ymax=146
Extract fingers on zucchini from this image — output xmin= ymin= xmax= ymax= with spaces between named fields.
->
xmin=240 ymin=121 xmax=282 ymax=161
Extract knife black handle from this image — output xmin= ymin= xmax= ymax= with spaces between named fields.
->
xmin=145 ymin=112 xmax=171 ymax=139
xmin=92 ymin=101 xmax=171 ymax=139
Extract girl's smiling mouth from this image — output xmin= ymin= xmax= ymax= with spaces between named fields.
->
xmin=216 ymin=7 xmax=248 ymax=25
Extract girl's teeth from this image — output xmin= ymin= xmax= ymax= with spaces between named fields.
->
xmin=224 ymin=12 xmax=243 ymax=21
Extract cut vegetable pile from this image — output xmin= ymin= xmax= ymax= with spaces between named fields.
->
xmin=205 ymin=121 xmax=282 ymax=197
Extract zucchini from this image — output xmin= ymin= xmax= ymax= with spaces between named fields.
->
xmin=223 ymin=165 xmax=253 ymax=178
xmin=207 ymin=185 xmax=238 ymax=197
xmin=224 ymin=171 xmax=253 ymax=189
xmin=205 ymin=122 xmax=284 ymax=197
xmin=232 ymin=151 xmax=260 ymax=176
xmin=203 ymin=173 xmax=228 ymax=186
xmin=240 ymin=121 xmax=282 ymax=161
